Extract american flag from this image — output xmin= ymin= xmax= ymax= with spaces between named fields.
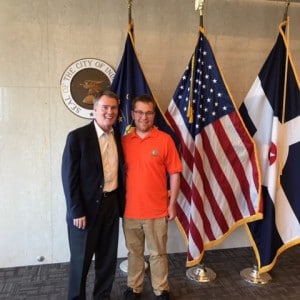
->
xmin=165 ymin=28 xmax=262 ymax=267
xmin=239 ymin=19 xmax=300 ymax=273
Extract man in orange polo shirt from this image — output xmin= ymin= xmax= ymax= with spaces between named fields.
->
xmin=122 ymin=95 xmax=182 ymax=300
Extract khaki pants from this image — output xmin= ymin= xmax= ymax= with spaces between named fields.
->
xmin=123 ymin=217 xmax=169 ymax=295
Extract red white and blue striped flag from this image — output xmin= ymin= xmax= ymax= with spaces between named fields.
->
xmin=166 ymin=28 xmax=262 ymax=267
xmin=239 ymin=19 xmax=300 ymax=273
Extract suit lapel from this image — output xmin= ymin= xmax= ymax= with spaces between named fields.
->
xmin=87 ymin=121 xmax=102 ymax=168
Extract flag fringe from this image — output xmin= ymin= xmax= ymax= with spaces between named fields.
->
xmin=245 ymin=225 xmax=300 ymax=274
xmin=278 ymin=19 xmax=300 ymax=88
xmin=176 ymin=212 xmax=263 ymax=268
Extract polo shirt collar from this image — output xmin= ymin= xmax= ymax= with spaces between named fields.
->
xmin=130 ymin=126 xmax=158 ymax=139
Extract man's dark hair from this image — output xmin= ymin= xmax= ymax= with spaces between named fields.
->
xmin=132 ymin=94 xmax=156 ymax=111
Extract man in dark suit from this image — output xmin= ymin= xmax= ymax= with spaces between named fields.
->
xmin=61 ymin=90 xmax=125 ymax=300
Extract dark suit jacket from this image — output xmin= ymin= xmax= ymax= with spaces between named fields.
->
xmin=61 ymin=121 xmax=125 ymax=230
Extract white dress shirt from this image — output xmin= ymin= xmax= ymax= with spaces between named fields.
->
xmin=94 ymin=121 xmax=118 ymax=192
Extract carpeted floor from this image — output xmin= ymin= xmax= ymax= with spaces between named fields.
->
xmin=0 ymin=246 xmax=299 ymax=299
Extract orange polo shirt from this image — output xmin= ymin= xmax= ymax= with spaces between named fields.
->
xmin=122 ymin=127 xmax=182 ymax=219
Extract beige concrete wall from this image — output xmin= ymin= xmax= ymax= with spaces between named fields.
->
xmin=0 ymin=0 xmax=299 ymax=268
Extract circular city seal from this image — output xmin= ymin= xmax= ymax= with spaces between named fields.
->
xmin=60 ymin=58 xmax=116 ymax=119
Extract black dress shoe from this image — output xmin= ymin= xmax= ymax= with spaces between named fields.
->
xmin=122 ymin=288 xmax=141 ymax=300
xmin=155 ymin=291 xmax=170 ymax=300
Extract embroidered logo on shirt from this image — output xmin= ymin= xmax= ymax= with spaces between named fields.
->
xmin=151 ymin=149 xmax=159 ymax=156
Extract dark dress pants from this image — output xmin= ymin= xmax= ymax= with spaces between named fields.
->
xmin=67 ymin=193 xmax=119 ymax=300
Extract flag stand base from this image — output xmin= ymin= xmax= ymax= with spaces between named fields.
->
xmin=119 ymin=259 xmax=149 ymax=273
xmin=186 ymin=264 xmax=216 ymax=282
xmin=240 ymin=265 xmax=271 ymax=285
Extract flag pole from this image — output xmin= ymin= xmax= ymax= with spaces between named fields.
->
xmin=187 ymin=0 xmax=205 ymax=123
xmin=187 ymin=0 xmax=204 ymax=123
xmin=195 ymin=0 xmax=204 ymax=27
xmin=118 ymin=0 xmax=150 ymax=274
xmin=240 ymin=1 xmax=291 ymax=285
xmin=277 ymin=1 xmax=289 ymax=190
xmin=119 ymin=0 xmax=133 ymax=273
xmin=128 ymin=0 xmax=134 ymax=40
xmin=185 ymin=0 xmax=216 ymax=283
xmin=282 ymin=0 xmax=290 ymax=23
xmin=281 ymin=1 xmax=290 ymax=124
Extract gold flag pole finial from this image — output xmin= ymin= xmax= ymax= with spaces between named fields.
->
xmin=195 ymin=0 xmax=205 ymax=28
xmin=128 ymin=0 xmax=134 ymax=37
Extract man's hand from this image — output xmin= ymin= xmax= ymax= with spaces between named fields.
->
xmin=73 ymin=216 xmax=87 ymax=229
xmin=168 ymin=203 xmax=177 ymax=221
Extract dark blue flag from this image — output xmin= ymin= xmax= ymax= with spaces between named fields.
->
xmin=111 ymin=28 xmax=178 ymax=145
xmin=240 ymin=19 xmax=300 ymax=273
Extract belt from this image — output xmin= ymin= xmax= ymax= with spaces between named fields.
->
xmin=102 ymin=189 xmax=117 ymax=198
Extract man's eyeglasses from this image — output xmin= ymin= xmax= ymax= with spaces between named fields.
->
xmin=133 ymin=110 xmax=155 ymax=117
